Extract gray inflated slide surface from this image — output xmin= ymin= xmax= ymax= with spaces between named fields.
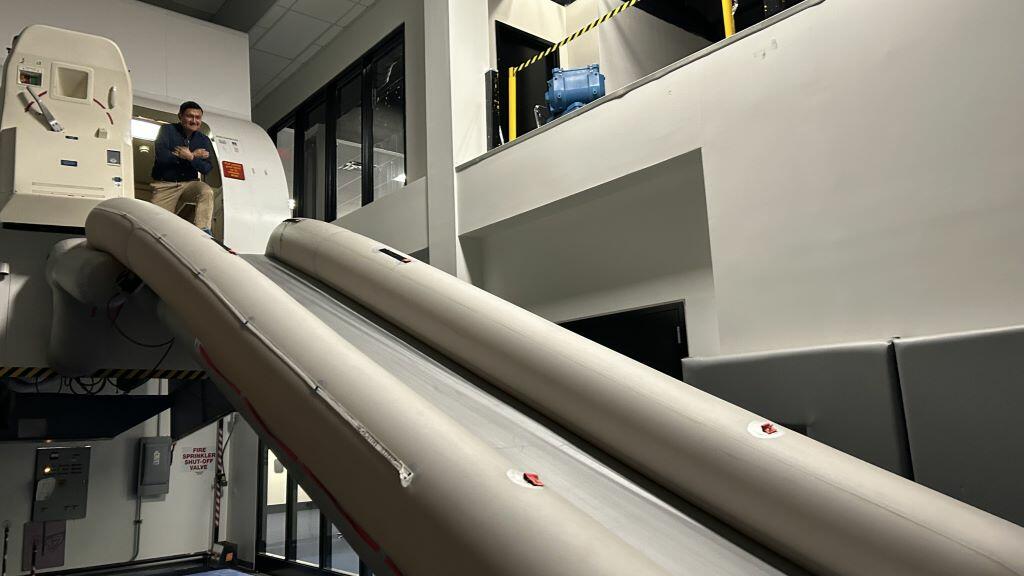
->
xmin=81 ymin=200 xmax=1024 ymax=576
xmin=244 ymin=254 xmax=799 ymax=576
xmin=84 ymin=199 xmax=674 ymax=576
xmin=266 ymin=217 xmax=1024 ymax=576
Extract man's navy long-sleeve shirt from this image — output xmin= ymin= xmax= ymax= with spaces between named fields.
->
xmin=151 ymin=123 xmax=214 ymax=182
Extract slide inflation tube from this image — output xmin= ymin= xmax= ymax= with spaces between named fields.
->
xmin=267 ymin=218 xmax=1024 ymax=576
xmin=85 ymin=199 xmax=671 ymax=576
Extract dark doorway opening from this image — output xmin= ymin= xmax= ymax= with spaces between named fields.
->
xmin=495 ymin=21 xmax=560 ymax=142
xmin=560 ymin=302 xmax=687 ymax=380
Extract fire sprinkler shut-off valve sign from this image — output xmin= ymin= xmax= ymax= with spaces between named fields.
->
xmin=180 ymin=446 xmax=216 ymax=475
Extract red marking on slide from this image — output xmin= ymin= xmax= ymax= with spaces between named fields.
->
xmin=197 ymin=344 xmax=401 ymax=573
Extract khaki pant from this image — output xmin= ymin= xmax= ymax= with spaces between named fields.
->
xmin=150 ymin=181 xmax=214 ymax=229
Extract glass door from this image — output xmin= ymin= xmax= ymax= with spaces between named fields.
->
xmin=370 ymin=41 xmax=406 ymax=201
xmin=302 ymin=99 xmax=328 ymax=221
xmin=334 ymin=75 xmax=363 ymax=219
xmin=257 ymin=443 xmax=370 ymax=576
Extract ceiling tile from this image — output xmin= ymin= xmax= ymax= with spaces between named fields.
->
xmin=295 ymin=44 xmax=321 ymax=64
xmin=262 ymin=73 xmax=288 ymax=97
xmin=254 ymin=10 xmax=329 ymax=58
xmin=279 ymin=59 xmax=304 ymax=82
xmin=338 ymin=4 xmax=365 ymax=27
xmin=254 ymin=4 xmax=287 ymax=28
xmin=250 ymin=49 xmax=290 ymax=91
xmin=292 ymin=0 xmax=357 ymax=23
xmin=248 ymin=25 xmax=269 ymax=47
xmin=315 ymin=26 xmax=342 ymax=46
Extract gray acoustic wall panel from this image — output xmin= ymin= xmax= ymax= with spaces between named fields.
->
xmin=893 ymin=325 xmax=1024 ymax=527
xmin=682 ymin=342 xmax=912 ymax=477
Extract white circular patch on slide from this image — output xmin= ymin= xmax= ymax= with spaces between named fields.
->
xmin=748 ymin=420 xmax=786 ymax=439
xmin=507 ymin=469 xmax=544 ymax=489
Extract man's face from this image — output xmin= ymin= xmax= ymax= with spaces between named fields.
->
xmin=179 ymin=108 xmax=203 ymax=133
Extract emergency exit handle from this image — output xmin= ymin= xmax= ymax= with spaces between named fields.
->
xmin=25 ymin=86 xmax=63 ymax=132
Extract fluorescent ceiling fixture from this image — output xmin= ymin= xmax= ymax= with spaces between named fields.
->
xmin=288 ymin=198 xmax=296 ymax=210
xmin=131 ymin=118 xmax=162 ymax=141
xmin=392 ymin=174 xmax=406 ymax=184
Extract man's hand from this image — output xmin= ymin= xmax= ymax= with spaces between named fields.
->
xmin=193 ymin=148 xmax=210 ymax=160
xmin=173 ymin=146 xmax=194 ymax=161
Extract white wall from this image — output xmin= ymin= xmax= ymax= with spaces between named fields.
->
xmin=335 ymin=177 xmax=427 ymax=254
xmin=0 ymin=0 xmax=251 ymax=118
xmin=451 ymin=0 xmax=491 ymax=167
xmin=458 ymin=0 xmax=1024 ymax=354
xmin=563 ymin=1 xmax=601 ymax=69
xmin=0 ymin=386 xmax=220 ymax=573
xmin=225 ymin=418 xmax=258 ymax=564
xmin=596 ymin=0 xmax=711 ymax=92
xmin=466 ymin=151 xmax=719 ymax=356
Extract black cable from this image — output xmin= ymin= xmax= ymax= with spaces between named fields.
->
xmin=73 ymin=378 xmax=106 ymax=396
xmin=106 ymin=295 xmax=175 ymax=349
xmin=149 ymin=340 xmax=175 ymax=376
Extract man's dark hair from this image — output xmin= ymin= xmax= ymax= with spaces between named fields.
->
xmin=179 ymin=101 xmax=203 ymax=115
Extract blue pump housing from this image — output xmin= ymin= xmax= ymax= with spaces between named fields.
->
xmin=545 ymin=64 xmax=606 ymax=118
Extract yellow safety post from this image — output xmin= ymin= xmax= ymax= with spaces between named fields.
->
xmin=508 ymin=67 xmax=517 ymax=141
xmin=721 ymin=0 xmax=736 ymax=37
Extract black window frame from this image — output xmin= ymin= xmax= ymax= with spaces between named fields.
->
xmin=268 ymin=26 xmax=406 ymax=222
xmin=256 ymin=441 xmax=372 ymax=576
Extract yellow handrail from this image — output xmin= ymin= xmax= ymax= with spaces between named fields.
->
xmin=508 ymin=67 xmax=517 ymax=141
xmin=722 ymin=0 xmax=736 ymax=37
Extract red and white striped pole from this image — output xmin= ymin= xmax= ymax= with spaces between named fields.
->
xmin=213 ymin=418 xmax=224 ymax=543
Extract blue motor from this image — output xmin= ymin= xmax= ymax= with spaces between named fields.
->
xmin=545 ymin=64 xmax=606 ymax=118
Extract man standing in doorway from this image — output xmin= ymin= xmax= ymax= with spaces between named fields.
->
xmin=150 ymin=101 xmax=215 ymax=233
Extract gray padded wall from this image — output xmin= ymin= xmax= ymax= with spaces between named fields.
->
xmin=682 ymin=342 xmax=912 ymax=477
xmin=894 ymin=326 xmax=1024 ymax=527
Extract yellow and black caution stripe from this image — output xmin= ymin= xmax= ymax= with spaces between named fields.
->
xmin=0 ymin=367 xmax=206 ymax=381
xmin=513 ymin=0 xmax=642 ymax=74
xmin=0 ymin=366 xmax=55 ymax=380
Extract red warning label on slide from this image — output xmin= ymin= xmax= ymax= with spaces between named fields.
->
xmin=222 ymin=161 xmax=245 ymax=180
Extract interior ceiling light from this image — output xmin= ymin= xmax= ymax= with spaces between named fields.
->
xmin=131 ymin=118 xmax=162 ymax=141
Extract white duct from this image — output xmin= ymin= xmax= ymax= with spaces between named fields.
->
xmin=266 ymin=218 xmax=1024 ymax=576
xmin=83 ymin=198 xmax=671 ymax=576
xmin=46 ymin=238 xmax=125 ymax=375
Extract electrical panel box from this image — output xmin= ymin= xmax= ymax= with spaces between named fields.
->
xmin=32 ymin=446 xmax=90 ymax=521
xmin=21 ymin=520 xmax=66 ymax=571
xmin=138 ymin=436 xmax=172 ymax=496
